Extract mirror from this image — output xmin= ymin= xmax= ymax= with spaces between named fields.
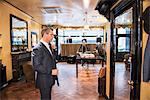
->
xmin=10 ymin=15 xmax=28 ymax=52
xmin=31 ymin=32 xmax=37 ymax=47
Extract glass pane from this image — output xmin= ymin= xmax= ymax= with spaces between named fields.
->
xmin=117 ymin=27 xmax=130 ymax=34
xmin=118 ymin=37 xmax=130 ymax=52
xmin=118 ymin=27 xmax=126 ymax=34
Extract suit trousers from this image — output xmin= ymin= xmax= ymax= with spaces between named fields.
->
xmin=40 ymin=85 xmax=52 ymax=100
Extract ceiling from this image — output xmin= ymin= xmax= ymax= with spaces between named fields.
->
xmin=4 ymin=0 xmax=108 ymax=27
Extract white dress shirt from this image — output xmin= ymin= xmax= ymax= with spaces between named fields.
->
xmin=40 ymin=40 xmax=52 ymax=55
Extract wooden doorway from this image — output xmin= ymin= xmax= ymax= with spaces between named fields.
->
xmin=109 ymin=0 xmax=143 ymax=99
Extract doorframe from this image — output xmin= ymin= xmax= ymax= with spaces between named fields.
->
xmin=109 ymin=0 xmax=143 ymax=99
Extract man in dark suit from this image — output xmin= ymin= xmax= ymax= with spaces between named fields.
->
xmin=32 ymin=27 xmax=58 ymax=100
xmin=77 ymin=39 xmax=90 ymax=53
xmin=96 ymin=38 xmax=105 ymax=58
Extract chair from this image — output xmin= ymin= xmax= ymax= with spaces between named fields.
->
xmin=22 ymin=61 xmax=34 ymax=82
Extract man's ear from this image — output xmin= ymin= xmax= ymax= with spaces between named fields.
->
xmin=142 ymin=6 xmax=150 ymax=35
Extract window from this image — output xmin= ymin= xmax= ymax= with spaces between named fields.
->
xmin=58 ymin=28 xmax=104 ymax=54
xmin=118 ymin=37 xmax=130 ymax=52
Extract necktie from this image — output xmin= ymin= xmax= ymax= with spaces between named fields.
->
xmin=48 ymin=43 xmax=53 ymax=55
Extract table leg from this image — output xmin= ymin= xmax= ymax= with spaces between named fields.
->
xmin=102 ymin=60 xmax=104 ymax=67
xmin=76 ymin=62 xmax=78 ymax=78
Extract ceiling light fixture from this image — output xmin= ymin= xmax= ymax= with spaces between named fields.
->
xmin=83 ymin=0 xmax=90 ymax=9
xmin=84 ymin=12 xmax=89 ymax=30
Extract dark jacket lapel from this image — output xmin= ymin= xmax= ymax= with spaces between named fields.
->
xmin=40 ymin=42 xmax=54 ymax=60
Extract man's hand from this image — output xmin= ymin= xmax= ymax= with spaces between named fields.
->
xmin=52 ymin=69 xmax=58 ymax=75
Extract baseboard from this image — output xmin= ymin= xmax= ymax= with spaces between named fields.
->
xmin=0 ymin=83 xmax=8 ymax=90
xmin=0 ymin=79 xmax=12 ymax=90
xmin=7 ymin=79 xmax=13 ymax=84
xmin=104 ymin=94 xmax=110 ymax=100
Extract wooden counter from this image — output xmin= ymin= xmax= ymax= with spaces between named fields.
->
xmin=61 ymin=43 xmax=97 ymax=56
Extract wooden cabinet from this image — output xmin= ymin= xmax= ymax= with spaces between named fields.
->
xmin=11 ymin=51 xmax=31 ymax=81
xmin=0 ymin=64 xmax=8 ymax=89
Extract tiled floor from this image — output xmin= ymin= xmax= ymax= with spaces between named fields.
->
xmin=0 ymin=62 xmax=130 ymax=100
xmin=114 ymin=62 xmax=130 ymax=100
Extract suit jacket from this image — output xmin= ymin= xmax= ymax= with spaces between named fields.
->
xmin=78 ymin=44 xmax=90 ymax=53
xmin=96 ymin=44 xmax=104 ymax=55
xmin=143 ymin=36 xmax=150 ymax=82
xmin=31 ymin=42 xmax=56 ymax=89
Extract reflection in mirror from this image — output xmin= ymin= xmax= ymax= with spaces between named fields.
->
xmin=31 ymin=32 xmax=37 ymax=47
xmin=115 ymin=8 xmax=132 ymax=53
xmin=114 ymin=7 xmax=133 ymax=100
xmin=10 ymin=15 xmax=28 ymax=52
xmin=115 ymin=8 xmax=132 ymax=26
xmin=118 ymin=37 xmax=130 ymax=52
